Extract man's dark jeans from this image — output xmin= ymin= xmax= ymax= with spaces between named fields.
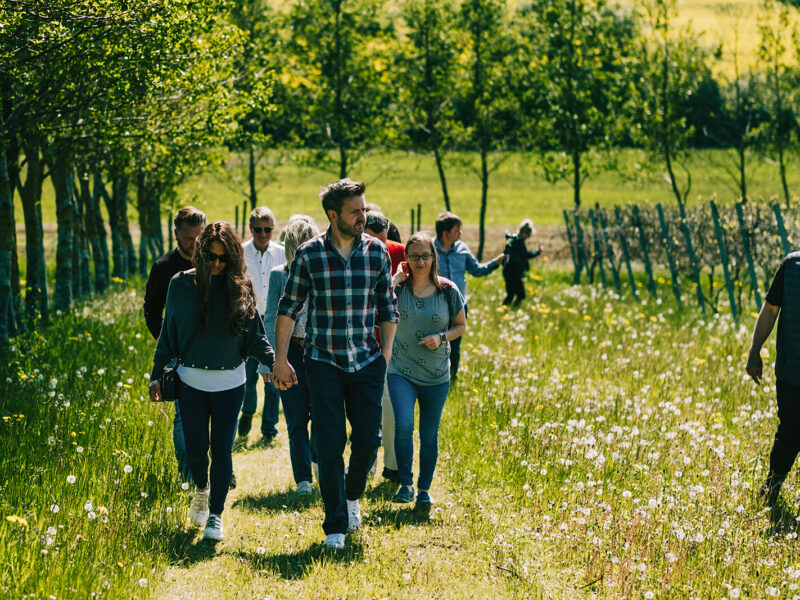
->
xmin=449 ymin=304 xmax=468 ymax=380
xmin=280 ymin=341 xmax=318 ymax=484
xmin=770 ymin=379 xmax=800 ymax=474
xmin=178 ymin=382 xmax=244 ymax=515
xmin=305 ymin=355 xmax=385 ymax=535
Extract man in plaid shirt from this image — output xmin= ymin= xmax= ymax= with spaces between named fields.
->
xmin=274 ymin=178 xmax=398 ymax=550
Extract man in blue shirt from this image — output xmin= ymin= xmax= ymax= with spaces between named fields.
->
xmin=434 ymin=212 xmax=505 ymax=381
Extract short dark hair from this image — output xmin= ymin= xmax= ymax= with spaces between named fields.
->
xmin=435 ymin=211 xmax=461 ymax=238
xmin=320 ymin=178 xmax=366 ymax=218
xmin=173 ymin=206 xmax=207 ymax=231
xmin=365 ymin=211 xmax=389 ymax=234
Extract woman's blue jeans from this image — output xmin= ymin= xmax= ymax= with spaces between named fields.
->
xmin=387 ymin=374 xmax=450 ymax=490
xmin=178 ymin=382 xmax=244 ymax=515
xmin=280 ymin=341 xmax=318 ymax=484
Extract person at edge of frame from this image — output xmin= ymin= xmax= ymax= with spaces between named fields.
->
xmin=273 ymin=178 xmax=398 ymax=551
xmin=746 ymin=250 xmax=800 ymax=507
xmin=502 ymin=218 xmax=543 ymax=307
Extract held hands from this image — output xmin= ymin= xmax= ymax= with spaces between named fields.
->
xmin=493 ymin=253 xmax=506 ymax=266
xmin=392 ymin=262 xmax=409 ymax=287
xmin=149 ymin=380 xmax=163 ymax=403
xmin=272 ymin=359 xmax=298 ymax=390
xmin=746 ymin=349 xmax=763 ymax=384
xmin=261 ymin=373 xmax=271 ymax=383
xmin=419 ymin=334 xmax=443 ymax=350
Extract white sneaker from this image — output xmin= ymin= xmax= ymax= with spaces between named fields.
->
xmin=323 ymin=533 xmax=345 ymax=549
xmin=346 ymin=499 xmax=361 ymax=532
xmin=296 ymin=480 xmax=313 ymax=496
xmin=312 ymin=461 xmax=320 ymax=484
xmin=188 ymin=486 xmax=210 ymax=528
xmin=203 ymin=513 xmax=224 ymax=541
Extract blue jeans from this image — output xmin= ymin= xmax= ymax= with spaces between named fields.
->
xmin=172 ymin=402 xmax=191 ymax=481
xmin=178 ymin=382 xmax=244 ymax=515
xmin=280 ymin=341 xmax=318 ymax=484
xmin=305 ymin=355 xmax=386 ymax=535
xmin=387 ymin=374 xmax=450 ymax=490
xmin=242 ymin=357 xmax=280 ymax=438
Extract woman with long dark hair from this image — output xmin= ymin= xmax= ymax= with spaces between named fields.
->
xmin=388 ymin=232 xmax=466 ymax=506
xmin=149 ymin=221 xmax=274 ymax=541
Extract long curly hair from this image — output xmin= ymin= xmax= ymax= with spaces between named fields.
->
xmin=193 ymin=221 xmax=256 ymax=336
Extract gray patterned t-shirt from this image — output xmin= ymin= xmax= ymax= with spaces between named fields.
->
xmin=388 ymin=277 xmax=465 ymax=386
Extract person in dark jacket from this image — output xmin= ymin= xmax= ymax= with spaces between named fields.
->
xmin=143 ymin=206 xmax=206 ymax=480
xmin=747 ymin=251 xmax=800 ymax=507
xmin=149 ymin=222 xmax=275 ymax=541
xmin=502 ymin=219 xmax=542 ymax=307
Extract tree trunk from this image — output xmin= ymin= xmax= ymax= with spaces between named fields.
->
xmin=778 ymin=142 xmax=790 ymax=208
xmin=573 ymin=150 xmax=581 ymax=208
xmin=137 ymin=170 xmax=164 ymax=278
xmin=249 ymin=143 xmax=258 ymax=210
xmin=74 ymin=167 xmax=92 ymax=297
xmin=433 ymin=145 xmax=451 ymax=212
xmin=20 ymin=141 xmax=48 ymax=324
xmin=51 ymin=146 xmax=76 ymax=311
xmin=0 ymin=140 xmax=14 ymax=345
xmin=89 ymin=169 xmax=110 ymax=291
xmin=105 ymin=170 xmax=136 ymax=279
xmin=477 ymin=147 xmax=488 ymax=261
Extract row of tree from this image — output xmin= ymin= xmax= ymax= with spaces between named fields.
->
xmin=1 ymin=0 xmax=798 ymax=347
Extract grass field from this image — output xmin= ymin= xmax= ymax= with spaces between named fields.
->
xmin=3 ymin=266 xmax=800 ymax=598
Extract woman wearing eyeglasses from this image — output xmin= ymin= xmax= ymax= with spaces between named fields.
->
xmin=149 ymin=221 xmax=274 ymax=541
xmin=388 ymin=232 xmax=466 ymax=506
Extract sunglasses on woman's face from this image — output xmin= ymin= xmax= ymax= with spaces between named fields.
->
xmin=204 ymin=251 xmax=228 ymax=263
xmin=252 ymin=226 xmax=273 ymax=234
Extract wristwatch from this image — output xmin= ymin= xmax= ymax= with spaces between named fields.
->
xmin=439 ymin=332 xmax=447 ymax=344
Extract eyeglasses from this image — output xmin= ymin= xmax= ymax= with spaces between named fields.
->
xmin=252 ymin=226 xmax=274 ymax=234
xmin=204 ymin=251 xmax=228 ymax=263
xmin=407 ymin=253 xmax=433 ymax=262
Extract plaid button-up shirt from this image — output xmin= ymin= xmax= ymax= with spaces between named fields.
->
xmin=277 ymin=227 xmax=398 ymax=372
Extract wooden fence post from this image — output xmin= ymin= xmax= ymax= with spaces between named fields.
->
xmin=599 ymin=209 xmax=621 ymax=295
xmin=632 ymin=205 xmax=657 ymax=297
xmin=735 ymin=202 xmax=762 ymax=309
xmin=410 ymin=208 xmax=415 ymax=235
xmin=242 ymin=201 xmax=247 ymax=239
xmin=614 ymin=206 xmax=639 ymax=300
xmin=773 ymin=202 xmax=792 ymax=256
xmin=573 ymin=211 xmax=592 ymax=284
xmin=589 ymin=208 xmax=607 ymax=288
xmin=564 ymin=210 xmax=581 ymax=284
xmin=710 ymin=200 xmax=739 ymax=323
xmin=235 ymin=205 xmax=239 ymax=233
xmin=657 ymin=204 xmax=681 ymax=308
xmin=416 ymin=203 xmax=421 ymax=232
xmin=678 ymin=202 xmax=704 ymax=313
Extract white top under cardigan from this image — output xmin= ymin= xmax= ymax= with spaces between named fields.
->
xmin=243 ymin=239 xmax=286 ymax=315
xmin=177 ymin=362 xmax=247 ymax=392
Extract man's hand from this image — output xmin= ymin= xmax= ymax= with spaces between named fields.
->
xmin=746 ymin=350 xmax=764 ymax=384
xmin=261 ymin=373 xmax=272 ymax=384
xmin=272 ymin=359 xmax=298 ymax=390
xmin=419 ymin=334 xmax=442 ymax=351
xmin=493 ymin=252 xmax=506 ymax=265
xmin=149 ymin=380 xmax=163 ymax=402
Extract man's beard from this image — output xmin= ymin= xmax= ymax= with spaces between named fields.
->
xmin=336 ymin=219 xmax=363 ymax=238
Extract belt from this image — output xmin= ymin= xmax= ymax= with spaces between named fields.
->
xmin=291 ymin=336 xmax=304 ymax=347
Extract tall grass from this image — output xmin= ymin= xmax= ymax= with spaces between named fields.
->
xmin=2 ymin=265 xmax=799 ymax=598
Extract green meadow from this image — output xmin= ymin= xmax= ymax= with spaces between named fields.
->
xmin=3 ymin=266 xmax=799 ymax=598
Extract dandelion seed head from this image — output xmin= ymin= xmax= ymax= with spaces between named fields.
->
xmin=66 ymin=475 xmax=76 ymax=484
xmin=123 ymin=464 xmax=133 ymax=473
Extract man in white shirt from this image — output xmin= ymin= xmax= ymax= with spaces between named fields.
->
xmin=240 ymin=207 xmax=286 ymax=443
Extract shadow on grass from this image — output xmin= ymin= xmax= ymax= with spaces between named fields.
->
xmin=149 ymin=525 xmax=220 ymax=567
xmin=232 ymin=489 xmax=317 ymax=513
xmin=236 ymin=539 xmax=364 ymax=580
xmin=367 ymin=479 xmax=401 ymax=501
xmin=765 ymin=502 xmax=800 ymax=537
xmin=367 ymin=502 xmax=434 ymax=530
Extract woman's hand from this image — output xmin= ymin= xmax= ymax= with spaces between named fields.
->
xmin=261 ymin=372 xmax=272 ymax=383
xmin=418 ymin=334 xmax=442 ymax=350
xmin=272 ymin=359 xmax=298 ymax=390
xmin=149 ymin=380 xmax=163 ymax=403
xmin=392 ymin=264 xmax=409 ymax=287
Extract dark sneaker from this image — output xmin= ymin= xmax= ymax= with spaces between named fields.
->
xmin=392 ymin=485 xmax=415 ymax=503
xmin=758 ymin=471 xmax=788 ymax=507
xmin=237 ymin=415 xmax=252 ymax=437
xmin=416 ymin=490 xmax=434 ymax=506
xmin=382 ymin=467 xmax=399 ymax=483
